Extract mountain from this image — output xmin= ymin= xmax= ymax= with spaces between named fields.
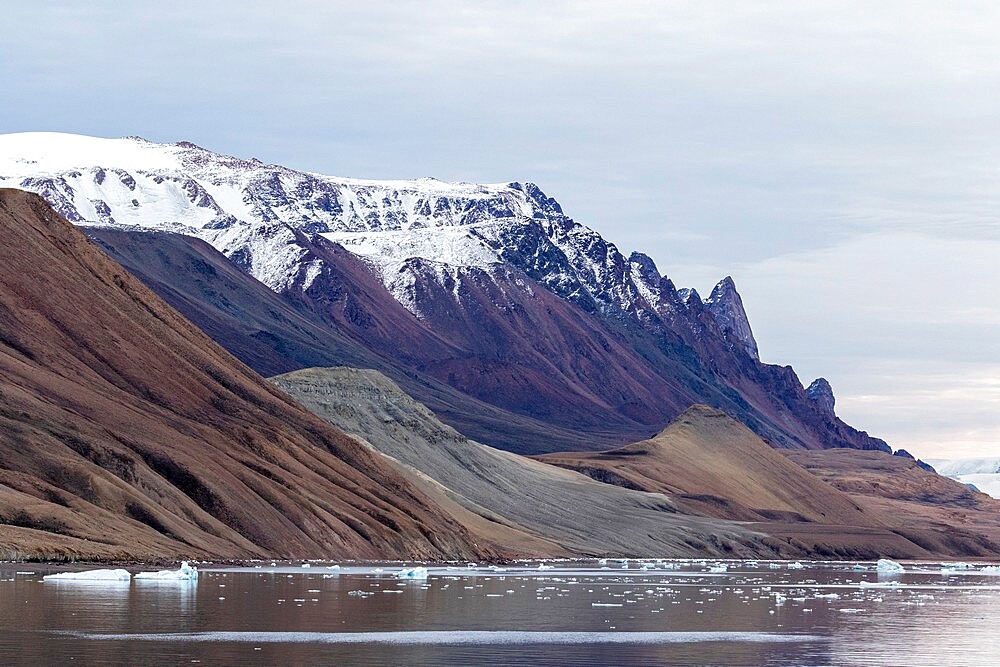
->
xmin=84 ymin=226 xmax=631 ymax=453
xmin=535 ymin=406 xmax=1000 ymax=557
xmin=536 ymin=405 xmax=879 ymax=524
xmin=0 ymin=132 xmax=890 ymax=454
xmin=0 ymin=188 xmax=483 ymax=561
xmin=274 ymin=368 xmax=981 ymax=559
xmin=924 ymin=457 xmax=1000 ymax=499
xmin=271 ymin=368 xmax=784 ymax=557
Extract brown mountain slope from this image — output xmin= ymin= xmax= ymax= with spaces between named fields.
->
xmin=85 ymin=226 xmax=641 ymax=454
xmin=0 ymin=189 xmax=482 ymax=561
xmin=537 ymin=405 xmax=879 ymax=524
xmin=537 ymin=406 xmax=1000 ymax=558
xmin=785 ymin=449 xmax=1000 ymax=556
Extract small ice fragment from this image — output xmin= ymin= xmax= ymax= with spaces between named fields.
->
xmin=395 ymin=567 xmax=428 ymax=580
xmin=875 ymin=559 xmax=904 ymax=574
xmin=786 ymin=562 xmax=804 ymax=570
xmin=135 ymin=561 xmax=198 ymax=581
xmin=708 ymin=565 xmax=727 ymax=573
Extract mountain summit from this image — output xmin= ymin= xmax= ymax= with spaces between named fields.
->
xmin=0 ymin=132 xmax=889 ymax=454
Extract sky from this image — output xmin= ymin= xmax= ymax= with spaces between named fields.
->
xmin=2 ymin=1 xmax=998 ymax=459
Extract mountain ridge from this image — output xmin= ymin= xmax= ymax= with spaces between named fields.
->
xmin=0 ymin=132 xmax=890 ymax=454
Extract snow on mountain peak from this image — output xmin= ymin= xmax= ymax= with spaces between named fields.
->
xmin=1 ymin=131 xmax=725 ymax=329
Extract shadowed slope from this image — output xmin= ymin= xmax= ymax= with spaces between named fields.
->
xmin=0 ymin=189 xmax=482 ymax=561
xmin=86 ymin=226 xmax=643 ymax=453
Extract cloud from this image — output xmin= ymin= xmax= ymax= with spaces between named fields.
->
xmin=3 ymin=1 xmax=999 ymax=456
xmin=731 ymin=232 xmax=1000 ymax=457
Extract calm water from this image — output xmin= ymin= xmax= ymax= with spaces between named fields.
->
xmin=2 ymin=559 xmax=999 ymax=665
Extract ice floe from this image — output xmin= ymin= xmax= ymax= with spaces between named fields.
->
xmin=43 ymin=569 xmax=131 ymax=582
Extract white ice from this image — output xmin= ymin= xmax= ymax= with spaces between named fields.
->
xmin=134 ymin=561 xmax=198 ymax=581
xmin=43 ymin=568 xmax=131 ymax=582
xmin=875 ymin=559 xmax=905 ymax=573
xmin=395 ymin=567 xmax=429 ymax=580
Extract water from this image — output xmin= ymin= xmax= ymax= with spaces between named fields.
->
xmin=2 ymin=559 xmax=999 ymax=665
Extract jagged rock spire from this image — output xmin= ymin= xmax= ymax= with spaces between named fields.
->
xmin=806 ymin=377 xmax=836 ymax=416
xmin=704 ymin=276 xmax=759 ymax=360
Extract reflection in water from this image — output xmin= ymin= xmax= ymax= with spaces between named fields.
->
xmin=2 ymin=561 xmax=1000 ymax=666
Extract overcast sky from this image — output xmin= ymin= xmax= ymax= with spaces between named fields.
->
xmin=3 ymin=1 xmax=998 ymax=459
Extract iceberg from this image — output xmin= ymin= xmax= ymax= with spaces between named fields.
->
xmin=135 ymin=561 xmax=199 ymax=581
xmin=395 ymin=567 xmax=428 ymax=580
xmin=43 ymin=568 xmax=131 ymax=582
xmin=875 ymin=559 xmax=904 ymax=574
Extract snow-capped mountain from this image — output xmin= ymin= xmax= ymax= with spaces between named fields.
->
xmin=925 ymin=457 xmax=1000 ymax=499
xmin=0 ymin=132 xmax=890 ymax=452
xmin=0 ymin=132 xmax=730 ymax=328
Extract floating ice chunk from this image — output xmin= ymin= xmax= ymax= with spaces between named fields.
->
xmin=135 ymin=561 xmax=198 ymax=581
xmin=851 ymin=564 xmax=869 ymax=571
xmin=860 ymin=580 xmax=899 ymax=588
xmin=537 ymin=564 xmax=553 ymax=571
xmin=395 ymin=567 xmax=428 ymax=580
xmin=301 ymin=563 xmax=311 ymax=568
xmin=786 ymin=562 xmax=804 ymax=570
xmin=43 ymin=569 xmax=131 ymax=582
xmin=875 ymin=559 xmax=904 ymax=574
xmin=708 ymin=565 xmax=727 ymax=573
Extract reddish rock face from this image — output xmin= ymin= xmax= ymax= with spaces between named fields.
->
xmin=91 ymin=219 xmax=891 ymax=455
xmin=0 ymin=189 xmax=485 ymax=561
